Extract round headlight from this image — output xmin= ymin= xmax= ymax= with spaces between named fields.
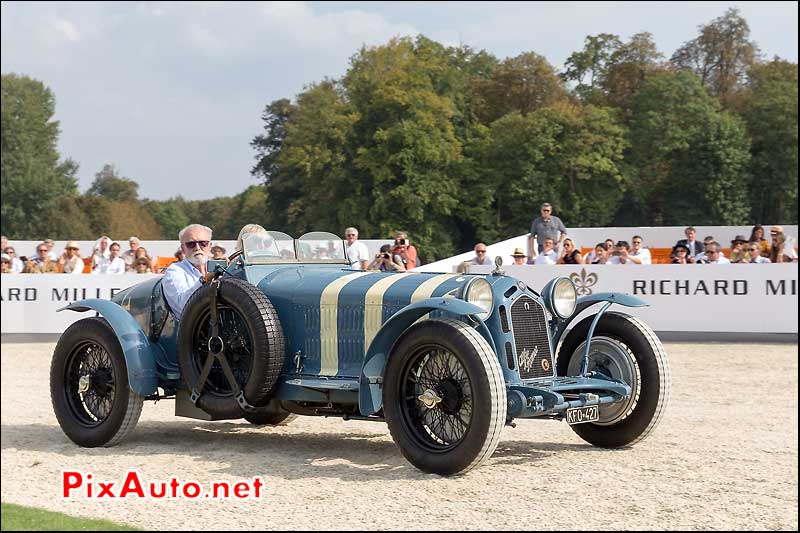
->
xmin=464 ymin=278 xmax=493 ymax=320
xmin=552 ymin=278 xmax=577 ymax=319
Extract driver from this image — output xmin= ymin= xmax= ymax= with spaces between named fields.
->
xmin=163 ymin=223 xmax=215 ymax=321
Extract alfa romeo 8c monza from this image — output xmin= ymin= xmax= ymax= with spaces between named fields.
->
xmin=51 ymin=231 xmax=670 ymax=475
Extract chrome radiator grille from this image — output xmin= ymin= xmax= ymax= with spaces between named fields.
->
xmin=509 ymin=296 xmax=554 ymax=379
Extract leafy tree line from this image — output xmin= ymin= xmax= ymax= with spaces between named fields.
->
xmin=2 ymin=9 xmax=797 ymax=262
xmin=251 ymin=8 xmax=797 ymax=261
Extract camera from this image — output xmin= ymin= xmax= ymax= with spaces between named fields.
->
xmin=382 ymin=253 xmax=391 ymax=259
xmin=395 ymin=238 xmax=409 ymax=247
xmin=612 ymin=251 xmax=621 ymax=256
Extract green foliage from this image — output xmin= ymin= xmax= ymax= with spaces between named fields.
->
xmin=1 ymin=74 xmax=79 ymax=239
xmin=86 ymin=164 xmax=139 ymax=202
xmin=142 ymin=198 xmax=190 ymax=240
xmin=671 ymin=8 xmax=759 ymax=107
xmin=739 ymin=59 xmax=798 ymax=224
xmin=477 ymin=103 xmax=627 ymax=237
xmin=475 ymin=51 xmax=569 ymax=123
xmin=628 ymin=71 xmax=752 ymax=225
xmin=564 ymin=32 xmax=665 ymax=119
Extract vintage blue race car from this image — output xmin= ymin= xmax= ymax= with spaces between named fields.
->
xmin=51 ymin=231 xmax=671 ymax=475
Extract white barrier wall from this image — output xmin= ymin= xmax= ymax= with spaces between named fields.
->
xmin=1 ymin=274 xmax=160 ymax=334
xmin=469 ymin=264 xmax=798 ymax=334
xmin=1 ymin=265 xmax=797 ymax=334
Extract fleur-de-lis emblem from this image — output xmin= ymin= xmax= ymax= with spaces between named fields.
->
xmin=569 ymin=268 xmax=598 ymax=296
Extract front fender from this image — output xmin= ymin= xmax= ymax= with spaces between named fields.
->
xmin=552 ymin=292 xmax=649 ymax=348
xmin=59 ymin=299 xmax=160 ymax=396
xmin=358 ymin=297 xmax=487 ymax=416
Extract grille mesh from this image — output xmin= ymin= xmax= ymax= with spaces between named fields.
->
xmin=510 ymin=296 xmax=553 ymax=379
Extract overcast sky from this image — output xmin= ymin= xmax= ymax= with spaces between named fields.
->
xmin=2 ymin=1 xmax=797 ymax=201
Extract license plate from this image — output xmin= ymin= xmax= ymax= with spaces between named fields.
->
xmin=566 ymin=405 xmax=599 ymax=425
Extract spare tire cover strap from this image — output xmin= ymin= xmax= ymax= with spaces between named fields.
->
xmin=189 ymin=279 xmax=248 ymax=406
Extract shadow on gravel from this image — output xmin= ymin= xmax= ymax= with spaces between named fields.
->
xmin=1 ymin=420 xmax=602 ymax=480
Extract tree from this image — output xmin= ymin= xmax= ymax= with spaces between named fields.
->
xmin=603 ymin=33 xmax=665 ymax=119
xmin=671 ymin=8 xmax=759 ymax=107
xmin=478 ymin=103 xmax=627 ymax=237
xmin=343 ymin=37 xmax=465 ymax=260
xmin=251 ymin=98 xmax=295 ymax=186
xmin=1 ymin=74 xmax=79 ymax=238
xmin=739 ymin=59 xmax=798 ymax=223
xmin=143 ymin=198 xmax=190 ymax=239
xmin=564 ymin=33 xmax=665 ymax=118
xmin=475 ymin=51 xmax=569 ymax=123
xmin=563 ymin=33 xmax=622 ymax=104
xmin=271 ymin=80 xmax=357 ymax=236
xmin=86 ymin=164 xmax=139 ymax=202
xmin=627 ymin=71 xmax=751 ymax=225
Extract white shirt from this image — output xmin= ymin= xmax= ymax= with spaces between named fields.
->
xmin=750 ymin=256 xmax=771 ymax=264
xmin=162 ymin=259 xmax=203 ymax=321
xmin=695 ymin=250 xmax=726 ymax=262
xmin=10 ymin=257 xmax=24 ymax=273
xmin=534 ymin=250 xmax=557 ymax=265
xmin=93 ymin=256 xmax=126 ymax=274
xmin=629 ymin=248 xmax=651 ymax=264
xmin=63 ymin=256 xmax=86 ymax=275
xmin=346 ymin=241 xmax=370 ymax=270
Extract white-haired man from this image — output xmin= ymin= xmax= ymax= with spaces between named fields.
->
xmin=163 ymin=224 xmax=214 ymax=320
xmin=345 ymin=227 xmax=369 ymax=270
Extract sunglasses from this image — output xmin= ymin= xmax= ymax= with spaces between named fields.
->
xmin=476 ymin=250 xmax=487 ymax=254
xmin=346 ymin=234 xmax=356 ymax=237
xmin=184 ymin=240 xmax=210 ymax=249
xmin=37 ymin=248 xmax=48 ymax=253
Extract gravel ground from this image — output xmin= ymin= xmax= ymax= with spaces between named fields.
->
xmin=1 ymin=341 xmax=797 ymax=530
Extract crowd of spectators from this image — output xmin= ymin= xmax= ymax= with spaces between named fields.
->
xmin=2 ymin=217 xmax=797 ymax=277
xmin=483 ymin=203 xmax=799 ymax=267
xmin=0 ymin=235 xmax=175 ymax=275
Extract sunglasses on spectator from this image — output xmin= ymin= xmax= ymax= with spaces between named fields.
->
xmin=66 ymin=247 xmax=78 ymax=250
xmin=346 ymin=234 xmax=356 ymax=237
xmin=184 ymin=240 xmax=210 ymax=249
xmin=476 ymin=250 xmax=487 ymax=254
xmin=707 ymin=251 xmax=719 ymax=255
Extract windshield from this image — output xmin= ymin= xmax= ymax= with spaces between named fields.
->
xmin=296 ymin=232 xmax=347 ymax=262
xmin=241 ymin=230 xmax=347 ymax=264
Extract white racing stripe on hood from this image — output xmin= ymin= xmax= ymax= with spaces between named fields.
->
xmin=319 ymin=271 xmax=372 ymax=376
xmin=410 ymin=274 xmax=459 ymax=303
xmin=364 ymin=272 xmax=419 ymax=350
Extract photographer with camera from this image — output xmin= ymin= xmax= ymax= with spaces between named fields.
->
xmin=608 ymin=241 xmax=632 ymax=265
xmin=393 ymin=231 xmax=417 ymax=269
xmin=367 ymin=244 xmax=406 ymax=272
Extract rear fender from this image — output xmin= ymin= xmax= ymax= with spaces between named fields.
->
xmin=358 ymin=297 xmax=489 ymax=416
xmin=59 ymin=299 xmax=160 ymax=396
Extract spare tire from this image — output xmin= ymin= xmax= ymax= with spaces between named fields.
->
xmin=178 ymin=277 xmax=284 ymax=419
